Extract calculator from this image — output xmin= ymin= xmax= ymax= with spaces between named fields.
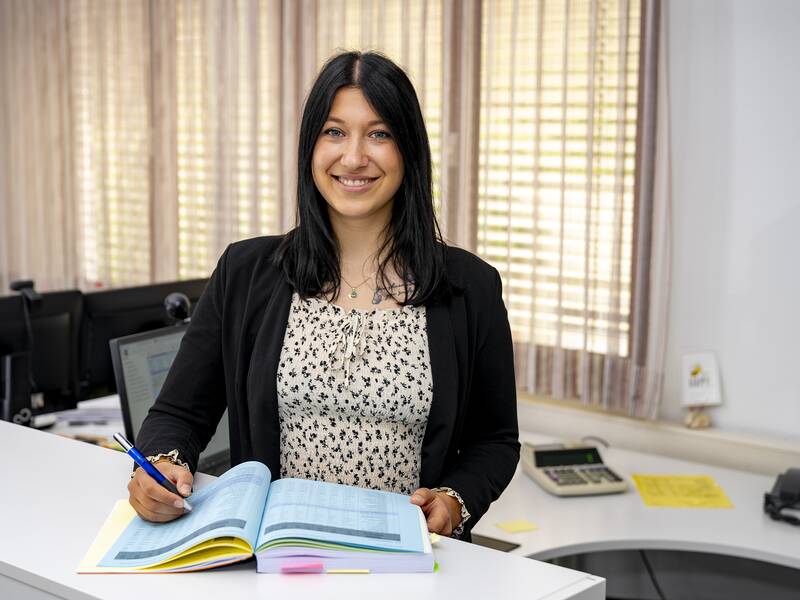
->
xmin=521 ymin=442 xmax=628 ymax=496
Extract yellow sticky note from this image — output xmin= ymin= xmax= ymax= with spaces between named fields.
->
xmin=496 ymin=519 xmax=538 ymax=533
xmin=327 ymin=569 xmax=370 ymax=574
xmin=429 ymin=532 xmax=442 ymax=545
xmin=632 ymin=474 xmax=734 ymax=508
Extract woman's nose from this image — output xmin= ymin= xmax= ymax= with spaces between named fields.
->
xmin=340 ymin=138 xmax=369 ymax=169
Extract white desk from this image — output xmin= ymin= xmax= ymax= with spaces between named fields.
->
xmin=0 ymin=421 xmax=604 ymax=600
xmin=474 ymin=432 xmax=800 ymax=569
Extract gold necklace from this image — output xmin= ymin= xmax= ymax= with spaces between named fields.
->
xmin=341 ymin=273 xmax=374 ymax=299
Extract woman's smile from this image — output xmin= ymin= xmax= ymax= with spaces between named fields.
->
xmin=332 ymin=174 xmax=380 ymax=192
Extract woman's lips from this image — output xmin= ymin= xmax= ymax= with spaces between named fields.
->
xmin=333 ymin=175 xmax=379 ymax=192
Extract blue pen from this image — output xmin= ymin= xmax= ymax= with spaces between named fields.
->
xmin=113 ymin=432 xmax=193 ymax=512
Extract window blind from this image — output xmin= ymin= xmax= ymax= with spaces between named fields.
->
xmin=478 ymin=0 xmax=641 ymax=358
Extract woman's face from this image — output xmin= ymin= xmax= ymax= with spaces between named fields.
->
xmin=312 ymin=87 xmax=404 ymax=224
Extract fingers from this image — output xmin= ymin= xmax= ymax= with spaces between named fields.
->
xmin=409 ymin=487 xmax=436 ymax=507
xmin=168 ymin=465 xmax=194 ymax=497
xmin=127 ymin=464 xmax=193 ymax=522
xmin=129 ymin=469 xmax=184 ymax=518
xmin=425 ymin=502 xmax=453 ymax=536
xmin=409 ymin=488 xmax=453 ymax=536
xmin=128 ymin=493 xmax=181 ymax=523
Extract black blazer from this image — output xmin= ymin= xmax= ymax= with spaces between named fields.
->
xmin=138 ymin=235 xmax=519 ymax=537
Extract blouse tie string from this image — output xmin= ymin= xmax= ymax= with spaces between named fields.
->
xmin=327 ymin=310 xmax=374 ymax=380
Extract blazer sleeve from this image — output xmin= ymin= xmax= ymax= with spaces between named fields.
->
xmin=135 ymin=246 xmax=230 ymax=473
xmin=437 ymin=268 xmax=520 ymax=535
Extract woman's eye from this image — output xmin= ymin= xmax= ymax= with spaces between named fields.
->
xmin=371 ymin=130 xmax=391 ymax=140
xmin=324 ymin=128 xmax=344 ymax=137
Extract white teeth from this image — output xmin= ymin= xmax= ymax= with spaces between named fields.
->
xmin=336 ymin=176 xmax=374 ymax=187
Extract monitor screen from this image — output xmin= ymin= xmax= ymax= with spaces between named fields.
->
xmin=113 ymin=326 xmax=229 ymax=463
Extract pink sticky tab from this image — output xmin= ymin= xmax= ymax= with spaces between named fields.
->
xmin=280 ymin=562 xmax=324 ymax=574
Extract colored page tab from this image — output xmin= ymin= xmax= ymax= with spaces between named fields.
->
xmin=327 ymin=569 xmax=370 ymax=574
xmin=632 ymin=474 xmax=734 ymax=508
xmin=281 ymin=562 xmax=324 ymax=574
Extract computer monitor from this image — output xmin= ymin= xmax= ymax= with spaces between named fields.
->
xmin=26 ymin=290 xmax=84 ymax=413
xmin=109 ymin=324 xmax=230 ymax=475
xmin=1 ymin=290 xmax=83 ymax=419
xmin=0 ymin=295 xmax=28 ymax=356
xmin=81 ymin=278 xmax=208 ymax=398
xmin=0 ymin=295 xmax=31 ymax=423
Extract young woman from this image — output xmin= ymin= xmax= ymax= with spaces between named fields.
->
xmin=130 ymin=51 xmax=519 ymax=540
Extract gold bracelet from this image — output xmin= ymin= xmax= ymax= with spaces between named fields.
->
xmin=431 ymin=486 xmax=471 ymax=537
xmin=129 ymin=449 xmax=190 ymax=479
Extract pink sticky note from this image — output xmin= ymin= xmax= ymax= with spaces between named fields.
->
xmin=280 ymin=562 xmax=324 ymax=574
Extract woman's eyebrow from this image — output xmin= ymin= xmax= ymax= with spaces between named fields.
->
xmin=326 ymin=116 xmax=386 ymax=127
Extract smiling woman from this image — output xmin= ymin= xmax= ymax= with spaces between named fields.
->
xmin=133 ymin=52 xmax=520 ymax=542
xmin=312 ymin=87 xmax=404 ymax=227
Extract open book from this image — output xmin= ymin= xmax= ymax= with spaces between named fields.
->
xmin=79 ymin=461 xmax=433 ymax=574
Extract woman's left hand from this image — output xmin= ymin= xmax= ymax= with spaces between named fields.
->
xmin=409 ymin=488 xmax=461 ymax=536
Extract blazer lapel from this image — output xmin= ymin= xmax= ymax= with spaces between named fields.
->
xmin=420 ymin=299 xmax=459 ymax=487
xmin=245 ymin=277 xmax=293 ymax=479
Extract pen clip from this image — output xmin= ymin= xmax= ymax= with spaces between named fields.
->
xmin=112 ymin=432 xmax=132 ymax=452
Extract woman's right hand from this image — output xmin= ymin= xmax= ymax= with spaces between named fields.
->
xmin=127 ymin=462 xmax=194 ymax=522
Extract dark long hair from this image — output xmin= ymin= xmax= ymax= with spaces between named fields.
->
xmin=275 ymin=51 xmax=448 ymax=306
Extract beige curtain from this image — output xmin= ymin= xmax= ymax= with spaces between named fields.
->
xmin=0 ymin=0 xmax=453 ymax=288
xmin=0 ymin=0 xmax=77 ymax=293
xmin=167 ymin=0 xmax=285 ymax=279
xmin=639 ymin=0 xmax=671 ymax=419
xmin=0 ymin=0 xmax=667 ymax=417
xmin=69 ymin=0 xmax=153 ymax=288
xmin=440 ymin=0 xmax=482 ymax=249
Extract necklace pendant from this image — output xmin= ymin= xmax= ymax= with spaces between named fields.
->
xmin=348 ymin=288 xmax=358 ymax=299
xmin=371 ymin=290 xmax=382 ymax=304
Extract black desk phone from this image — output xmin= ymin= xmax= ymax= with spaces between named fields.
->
xmin=764 ymin=468 xmax=800 ymax=526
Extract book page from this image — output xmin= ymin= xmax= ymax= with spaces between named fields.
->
xmin=256 ymin=478 xmax=425 ymax=553
xmin=97 ymin=461 xmax=271 ymax=568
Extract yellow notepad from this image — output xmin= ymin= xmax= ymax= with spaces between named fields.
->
xmin=632 ymin=474 xmax=734 ymax=508
xmin=78 ymin=501 xmax=252 ymax=573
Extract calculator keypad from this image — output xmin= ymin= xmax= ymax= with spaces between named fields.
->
xmin=544 ymin=466 xmax=623 ymax=486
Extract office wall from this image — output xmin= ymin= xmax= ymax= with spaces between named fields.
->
xmin=661 ymin=0 xmax=800 ymax=441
